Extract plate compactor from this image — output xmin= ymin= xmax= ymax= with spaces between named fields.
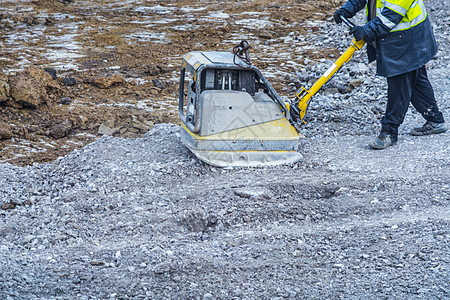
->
xmin=179 ymin=18 xmax=365 ymax=167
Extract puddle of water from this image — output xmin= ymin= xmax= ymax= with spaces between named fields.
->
xmin=127 ymin=31 xmax=170 ymax=43
xmin=47 ymin=61 xmax=82 ymax=71
xmin=44 ymin=24 xmax=85 ymax=70
xmin=0 ymin=138 xmax=52 ymax=162
xmin=234 ymin=18 xmax=273 ymax=29
xmin=240 ymin=11 xmax=271 ymax=16
xmin=104 ymin=0 xmax=144 ymax=9
xmin=45 ymin=48 xmax=84 ymax=62
xmin=305 ymin=20 xmax=327 ymax=27
xmin=0 ymin=135 xmax=92 ymax=163
xmin=2 ymin=8 xmax=84 ymax=71
xmin=179 ymin=7 xmax=208 ymax=13
xmin=51 ymin=12 xmax=77 ymax=21
xmin=47 ymin=33 xmax=81 ymax=50
xmin=125 ymin=77 xmax=149 ymax=85
xmin=134 ymin=5 xmax=176 ymax=15
xmin=136 ymin=98 xmax=177 ymax=111
xmin=149 ymin=18 xmax=178 ymax=25
xmin=5 ymin=26 xmax=45 ymax=46
xmin=208 ymin=11 xmax=230 ymax=19
xmin=75 ymin=133 xmax=97 ymax=138
xmin=129 ymin=19 xmax=158 ymax=25
xmin=170 ymin=24 xmax=199 ymax=32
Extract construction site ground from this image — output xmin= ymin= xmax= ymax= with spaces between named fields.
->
xmin=1 ymin=0 xmax=346 ymax=165
xmin=0 ymin=0 xmax=449 ymax=299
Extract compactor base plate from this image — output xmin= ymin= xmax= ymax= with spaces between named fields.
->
xmin=181 ymin=119 xmax=302 ymax=167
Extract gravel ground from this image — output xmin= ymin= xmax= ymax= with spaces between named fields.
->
xmin=1 ymin=1 xmax=449 ymax=299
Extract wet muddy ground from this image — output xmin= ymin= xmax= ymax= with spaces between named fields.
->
xmin=0 ymin=0 xmax=344 ymax=165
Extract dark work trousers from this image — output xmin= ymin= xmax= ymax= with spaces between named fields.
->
xmin=381 ymin=65 xmax=445 ymax=141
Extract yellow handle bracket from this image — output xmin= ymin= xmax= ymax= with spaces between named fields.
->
xmin=294 ymin=38 xmax=366 ymax=122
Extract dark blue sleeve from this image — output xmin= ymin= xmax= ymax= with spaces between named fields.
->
xmin=363 ymin=7 xmax=405 ymax=40
xmin=341 ymin=0 xmax=366 ymax=16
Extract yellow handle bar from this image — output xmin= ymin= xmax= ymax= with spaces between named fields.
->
xmin=290 ymin=38 xmax=366 ymax=123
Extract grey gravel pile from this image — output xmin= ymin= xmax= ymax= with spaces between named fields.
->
xmin=1 ymin=1 xmax=449 ymax=299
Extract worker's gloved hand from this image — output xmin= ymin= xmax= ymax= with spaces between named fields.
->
xmin=334 ymin=8 xmax=352 ymax=24
xmin=349 ymin=26 xmax=367 ymax=41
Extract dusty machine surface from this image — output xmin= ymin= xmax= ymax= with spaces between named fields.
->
xmin=178 ymin=51 xmax=302 ymax=167
xmin=179 ymin=18 xmax=364 ymax=167
xmin=179 ymin=35 xmax=365 ymax=167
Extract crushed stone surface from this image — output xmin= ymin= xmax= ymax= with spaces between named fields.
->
xmin=1 ymin=121 xmax=448 ymax=299
xmin=1 ymin=0 xmax=449 ymax=299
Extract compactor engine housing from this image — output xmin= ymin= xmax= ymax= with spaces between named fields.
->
xmin=179 ymin=51 xmax=301 ymax=167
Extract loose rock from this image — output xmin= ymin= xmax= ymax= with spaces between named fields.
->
xmin=0 ymin=120 xmax=12 ymax=139
xmin=47 ymin=119 xmax=72 ymax=138
xmin=62 ymin=77 xmax=77 ymax=86
xmin=93 ymin=75 xmax=125 ymax=89
xmin=8 ymin=70 xmax=47 ymax=108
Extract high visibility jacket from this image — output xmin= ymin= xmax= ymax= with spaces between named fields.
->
xmin=341 ymin=0 xmax=438 ymax=77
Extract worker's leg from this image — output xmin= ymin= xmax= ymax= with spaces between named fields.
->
xmin=369 ymin=71 xmax=414 ymax=149
xmin=380 ymin=70 xmax=415 ymax=142
xmin=410 ymin=66 xmax=445 ymax=123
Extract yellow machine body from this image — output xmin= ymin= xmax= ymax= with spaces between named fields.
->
xmin=178 ymin=38 xmax=366 ymax=167
xmin=180 ymin=119 xmax=301 ymax=167
xmin=178 ymin=51 xmax=302 ymax=167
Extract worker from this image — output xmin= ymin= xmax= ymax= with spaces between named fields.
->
xmin=334 ymin=0 xmax=447 ymax=149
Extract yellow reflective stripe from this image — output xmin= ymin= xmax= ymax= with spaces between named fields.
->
xmin=392 ymin=9 xmax=426 ymax=31
xmin=384 ymin=1 xmax=408 ymax=16
xmin=374 ymin=0 xmax=427 ymax=31
xmin=404 ymin=0 xmax=421 ymax=21
xmin=391 ymin=0 xmax=427 ymax=31
xmin=378 ymin=14 xmax=397 ymax=29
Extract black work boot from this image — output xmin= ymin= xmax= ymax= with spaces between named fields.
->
xmin=411 ymin=121 xmax=448 ymax=136
xmin=369 ymin=131 xmax=396 ymax=150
